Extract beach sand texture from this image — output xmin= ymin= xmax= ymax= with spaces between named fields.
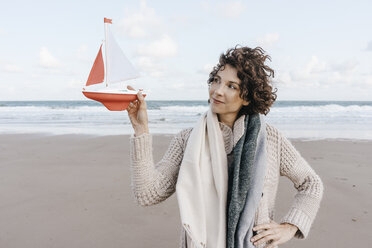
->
xmin=0 ymin=134 xmax=371 ymax=248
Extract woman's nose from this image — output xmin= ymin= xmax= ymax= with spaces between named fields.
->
xmin=214 ymin=83 xmax=225 ymax=95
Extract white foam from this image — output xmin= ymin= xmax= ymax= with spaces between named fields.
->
xmin=1 ymin=102 xmax=372 ymax=140
xmin=159 ymin=105 xmax=209 ymax=113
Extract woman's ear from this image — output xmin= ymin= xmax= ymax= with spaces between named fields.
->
xmin=243 ymin=100 xmax=250 ymax=106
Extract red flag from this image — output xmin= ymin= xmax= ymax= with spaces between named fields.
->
xmin=104 ymin=18 xmax=112 ymax=24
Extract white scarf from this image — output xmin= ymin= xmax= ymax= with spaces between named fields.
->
xmin=176 ymin=108 xmax=228 ymax=248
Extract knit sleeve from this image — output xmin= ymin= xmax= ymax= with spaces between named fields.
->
xmin=129 ymin=128 xmax=192 ymax=206
xmin=278 ymin=132 xmax=324 ymax=239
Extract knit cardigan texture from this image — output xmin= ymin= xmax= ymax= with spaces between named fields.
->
xmin=129 ymin=117 xmax=324 ymax=248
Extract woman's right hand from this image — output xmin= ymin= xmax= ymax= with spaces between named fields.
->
xmin=126 ymin=85 xmax=149 ymax=136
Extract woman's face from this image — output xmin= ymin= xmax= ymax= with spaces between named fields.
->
xmin=209 ymin=64 xmax=249 ymax=118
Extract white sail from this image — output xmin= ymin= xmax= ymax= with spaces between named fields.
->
xmin=106 ymin=25 xmax=139 ymax=85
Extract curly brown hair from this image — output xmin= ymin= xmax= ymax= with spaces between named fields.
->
xmin=208 ymin=46 xmax=277 ymax=116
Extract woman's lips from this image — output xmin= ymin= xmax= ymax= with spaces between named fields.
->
xmin=212 ymin=98 xmax=224 ymax=104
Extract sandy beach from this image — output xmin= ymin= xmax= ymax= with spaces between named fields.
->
xmin=0 ymin=133 xmax=371 ymax=248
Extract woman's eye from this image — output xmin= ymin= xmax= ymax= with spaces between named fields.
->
xmin=211 ymin=78 xmax=219 ymax=84
xmin=228 ymin=84 xmax=237 ymax=90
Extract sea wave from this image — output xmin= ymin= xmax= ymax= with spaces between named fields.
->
xmin=1 ymin=101 xmax=372 ymax=139
xmin=271 ymin=104 xmax=372 ymax=113
xmin=0 ymin=106 xmax=109 ymax=112
xmin=159 ymin=105 xmax=209 ymax=113
xmin=2 ymin=103 xmax=372 ymax=113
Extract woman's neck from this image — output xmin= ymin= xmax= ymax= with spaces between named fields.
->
xmin=217 ymin=113 xmax=238 ymax=129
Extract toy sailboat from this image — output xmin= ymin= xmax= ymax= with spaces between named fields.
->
xmin=82 ymin=18 xmax=146 ymax=111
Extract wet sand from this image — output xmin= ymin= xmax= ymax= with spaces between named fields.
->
xmin=0 ymin=134 xmax=371 ymax=248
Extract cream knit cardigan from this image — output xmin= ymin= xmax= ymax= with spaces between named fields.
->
xmin=129 ymin=116 xmax=324 ymax=248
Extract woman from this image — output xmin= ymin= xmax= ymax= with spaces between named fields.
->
xmin=126 ymin=46 xmax=324 ymax=248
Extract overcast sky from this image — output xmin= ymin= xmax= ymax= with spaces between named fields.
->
xmin=1 ymin=0 xmax=371 ymax=101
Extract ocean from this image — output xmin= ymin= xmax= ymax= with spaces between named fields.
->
xmin=0 ymin=100 xmax=372 ymax=140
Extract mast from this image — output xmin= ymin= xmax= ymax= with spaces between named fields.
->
xmin=104 ymin=22 xmax=109 ymax=87
xmin=104 ymin=18 xmax=112 ymax=87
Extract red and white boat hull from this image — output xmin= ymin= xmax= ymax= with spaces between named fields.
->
xmin=82 ymin=89 xmax=146 ymax=111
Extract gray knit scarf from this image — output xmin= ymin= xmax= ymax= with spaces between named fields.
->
xmin=226 ymin=113 xmax=267 ymax=248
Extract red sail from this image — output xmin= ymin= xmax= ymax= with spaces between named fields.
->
xmin=86 ymin=44 xmax=104 ymax=86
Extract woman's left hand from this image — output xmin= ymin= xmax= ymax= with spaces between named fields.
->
xmin=250 ymin=220 xmax=298 ymax=248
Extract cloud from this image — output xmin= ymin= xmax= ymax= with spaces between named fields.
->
xmin=290 ymin=56 xmax=332 ymax=87
xmin=276 ymin=56 xmax=371 ymax=90
xmin=169 ymin=82 xmax=186 ymax=90
xmin=216 ymin=1 xmax=246 ymax=18
xmin=137 ymin=35 xmax=177 ymax=58
xmin=256 ymin=33 xmax=280 ymax=48
xmin=202 ymin=1 xmax=246 ymax=19
xmin=117 ymin=1 xmax=177 ymax=78
xmin=366 ymin=41 xmax=372 ymax=51
xmin=68 ymin=79 xmax=84 ymax=89
xmin=198 ymin=63 xmax=215 ymax=75
xmin=275 ymin=71 xmax=293 ymax=87
xmin=169 ymin=15 xmax=194 ymax=26
xmin=365 ymin=75 xmax=372 ymax=86
xmin=76 ymin=44 xmax=89 ymax=61
xmin=3 ymin=64 xmax=23 ymax=73
xmin=118 ymin=0 xmax=162 ymax=39
xmin=331 ymin=60 xmax=358 ymax=73
xmin=39 ymin=47 xmax=60 ymax=68
xmin=304 ymin=56 xmax=327 ymax=74
xmin=136 ymin=56 xmax=167 ymax=77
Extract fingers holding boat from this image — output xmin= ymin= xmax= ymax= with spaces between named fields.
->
xmin=126 ymin=85 xmax=149 ymax=136
xmin=127 ymin=85 xmax=135 ymax=91
xmin=137 ymin=90 xmax=144 ymax=102
xmin=136 ymin=92 xmax=147 ymax=111
xmin=128 ymin=101 xmax=134 ymax=109
xmin=127 ymin=85 xmax=145 ymax=104
xmin=127 ymin=102 xmax=135 ymax=114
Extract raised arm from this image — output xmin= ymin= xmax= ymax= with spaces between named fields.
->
xmin=279 ymin=132 xmax=324 ymax=239
xmin=129 ymin=129 xmax=192 ymax=206
xmin=126 ymin=85 xmax=192 ymax=206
